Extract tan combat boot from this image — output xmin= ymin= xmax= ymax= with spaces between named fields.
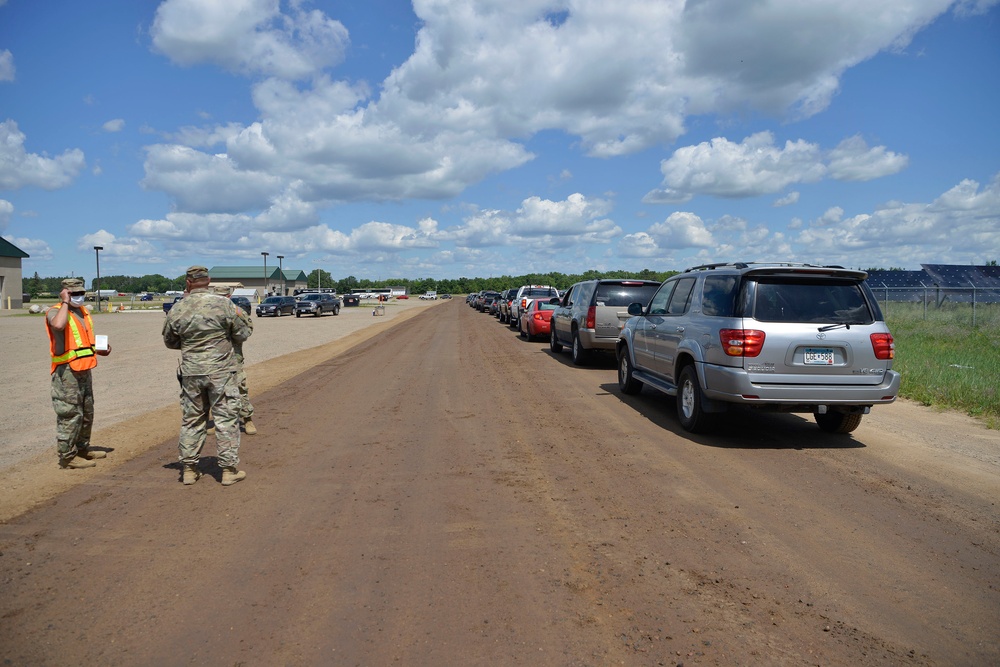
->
xmin=59 ymin=456 xmax=96 ymax=469
xmin=243 ymin=419 xmax=257 ymax=435
xmin=182 ymin=464 xmax=201 ymax=485
xmin=78 ymin=448 xmax=107 ymax=460
xmin=221 ymin=467 xmax=246 ymax=486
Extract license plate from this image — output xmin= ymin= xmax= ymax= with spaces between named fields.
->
xmin=804 ymin=347 xmax=834 ymax=365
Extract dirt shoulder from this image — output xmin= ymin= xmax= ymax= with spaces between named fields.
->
xmin=0 ymin=299 xmax=445 ymax=522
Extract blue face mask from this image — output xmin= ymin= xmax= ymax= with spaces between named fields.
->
xmin=70 ymin=295 xmax=86 ymax=306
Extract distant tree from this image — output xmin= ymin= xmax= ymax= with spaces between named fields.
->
xmin=987 ymin=260 xmax=998 ymax=266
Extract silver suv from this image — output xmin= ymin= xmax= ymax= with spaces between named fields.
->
xmin=550 ymin=279 xmax=661 ymax=365
xmin=616 ymin=262 xmax=899 ymax=434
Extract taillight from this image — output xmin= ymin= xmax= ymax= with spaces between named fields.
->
xmin=585 ymin=306 xmax=596 ymax=329
xmin=533 ymin=313 xmax=545 ymax=321
xmin=719 ymin=329 xmax=765 ymax=357
xmin=521 ymin=298 xmax=527 ymax=309
xmin=870 ymin=333 xmax=895 ymax=360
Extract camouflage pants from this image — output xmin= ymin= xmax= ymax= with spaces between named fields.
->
xmin=51 ymin=366 xmax=94 ymax=462
xmin=236 ymin=364 xmax=254 ymax=420
xmin=178 ymin=372 xmax=241 ymax=468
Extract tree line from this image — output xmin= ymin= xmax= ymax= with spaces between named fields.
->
xmin=25 ymin=268 xmax=678 ymax=298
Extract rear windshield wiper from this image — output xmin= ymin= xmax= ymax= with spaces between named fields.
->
xmin=818 ymin=321 xmax=866 ymax=332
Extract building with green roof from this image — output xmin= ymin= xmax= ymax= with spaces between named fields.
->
xmin=209 ymin=266 xmax=309 ymax=296
xmin=0 ymin=237 xmax=30 ymax=310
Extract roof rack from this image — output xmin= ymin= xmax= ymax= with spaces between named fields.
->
xmin=683 ymin=261 xmax=848 ymax=273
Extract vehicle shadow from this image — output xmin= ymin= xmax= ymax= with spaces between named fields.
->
xmin=599 ymin=382 xmax=866 ymax=450
xmin=544 ymin=348 xmax=618 ymax=369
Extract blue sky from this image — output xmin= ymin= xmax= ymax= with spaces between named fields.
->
xmin=1 ymin=0 xmax=998 ymax=283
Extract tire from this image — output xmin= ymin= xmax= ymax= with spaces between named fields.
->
xmin=617 ymin=348 xmax=643 ymax=395
xmin=815 ymin=411 xmax=863 ymax=433
xmin=333 ymin=305 xmax=340 ymax=315
xmin=676 ymin=365 xmax=711 ymax=433
xmin=314 ymin=309 xmax=320 ymax=317
xmin=519 ymin=323 xmax=527 ymax=339
xmin=571 ymin=331 xmax=589 ymax=366
xmin=295 ymin=312 xmax=301 ymax=318
xmin=549 ymin=328 xmax=563 ymax=353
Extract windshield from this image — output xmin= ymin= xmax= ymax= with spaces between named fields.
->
xmin=263 ymin=297 xmax=282 ymax=304
xmin=302 ymin=294 xmax=322 ymax=301
xmin=524 ymin=288 xmax=557 ymax=297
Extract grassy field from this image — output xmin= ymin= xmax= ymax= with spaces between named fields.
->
xmin=882 ymin=301 xmax=1000 ymax=429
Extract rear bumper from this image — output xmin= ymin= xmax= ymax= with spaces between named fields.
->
xmin=578 ymin=329 xmax=618 ymax=351
xmin=702 ymin=364 xmax=901 ymax=405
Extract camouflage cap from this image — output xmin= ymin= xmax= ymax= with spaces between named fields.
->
xmin=185 ymin=265 xmax=210 ymax=280
xmin=212 ymin=285 xmax=231 ymax=296
xmin=61 ymin=278 xmax=85 ymax=291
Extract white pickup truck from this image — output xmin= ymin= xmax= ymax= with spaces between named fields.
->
xmin=420 ymin=291 xmax=438 ymax=300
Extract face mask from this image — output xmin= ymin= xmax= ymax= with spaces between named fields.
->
xmin=70 ymin=295 xmax=86 ymax=306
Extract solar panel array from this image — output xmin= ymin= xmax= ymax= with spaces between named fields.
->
xmin=865 ymin=265 xmax=1000 ymax=304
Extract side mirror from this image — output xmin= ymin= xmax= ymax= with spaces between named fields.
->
xmin=549 ymin=297 xmax=560 ymax=305
xmin=627 ymin=302 xmax=643 ymax=316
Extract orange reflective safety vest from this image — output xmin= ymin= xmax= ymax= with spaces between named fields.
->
xmin=46 ymin=305 xmax=98 ymax=373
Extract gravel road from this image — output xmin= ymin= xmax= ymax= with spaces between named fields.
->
xmin=1 ymin=299 xmax=997 ymax=665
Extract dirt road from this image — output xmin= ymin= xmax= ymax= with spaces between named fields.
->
xmin=1 ymin=301 xmax=998 ymax=665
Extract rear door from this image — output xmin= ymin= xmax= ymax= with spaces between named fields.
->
xmin=744 ymin=271 xmax=890 ymax=386
xmin=593 ymin=281 xmax=659 ymax=341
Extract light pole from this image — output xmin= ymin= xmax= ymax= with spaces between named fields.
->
xmin=277 ymin=255 xmax=284 ymax=295
xmin=93 ymin=246 xmax=103 ymax=312
xmin=261 ymin=251 xmax=269 ymax=297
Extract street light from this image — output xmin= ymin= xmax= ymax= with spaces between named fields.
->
xmin=276 ymin=255 xmax=284 ymax=296
xmin=261 ymin=251 xmax=269 ymax=297
xmin=93 ymin=246 xmax=103 ymax=312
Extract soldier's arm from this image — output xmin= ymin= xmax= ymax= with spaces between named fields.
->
xmin=162 ymin=314 xmax=181 ymax=349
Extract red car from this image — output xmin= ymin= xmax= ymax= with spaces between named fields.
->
xmin=518 ymin=298 xmax=558 ymax=341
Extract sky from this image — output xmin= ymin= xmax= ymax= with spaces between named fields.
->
xmin=1 ymin=0 xmax=999 ymax=284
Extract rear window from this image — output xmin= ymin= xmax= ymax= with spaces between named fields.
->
xmin=750 ymin=278 xmax=874 ymax=324
xmin=594 ymin=283 xmax=658 ymax=307
xmin=523 ymin=288 xmax=557 ymax=297
xmin=536 ymin=302 xmax=558 ymax=311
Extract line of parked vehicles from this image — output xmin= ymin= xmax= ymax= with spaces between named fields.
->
xmin=467 ymin=262 xmax=900 ymax=435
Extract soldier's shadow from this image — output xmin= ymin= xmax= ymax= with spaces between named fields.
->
xmin=162 ymin=456 xmax=224 ymax=483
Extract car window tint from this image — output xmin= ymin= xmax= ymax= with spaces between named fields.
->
xmin=666 ymin=278 xmax=696 ymax=315
xmin=701 ymin=275 xmax=739 ymax=317
xmin=752 ymin=279 xmax=873 ymax=323
xmin=538 ymin=302 xmax=558 ymax=311
xmin=647 ymin=282 xmax=674 ymax=315
xmin=594 ymin=283 xmax=658 ymax=307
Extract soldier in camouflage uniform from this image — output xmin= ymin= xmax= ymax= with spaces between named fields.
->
xmin=45 ymin=277 xmax=112 ymax=469
xmin=163 ymin=266 xmax=252 ymax=486
xmin=210 ymin=285 xmax=256 ymax=434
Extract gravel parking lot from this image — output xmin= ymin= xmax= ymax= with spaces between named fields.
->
xmin=0 ymin=298 xmax=442 ymax=519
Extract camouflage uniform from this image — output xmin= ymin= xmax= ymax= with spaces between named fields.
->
xmin=212 ymin=286 xmax=254 ymax=422
xmin=163 ymin=280 xmax=252 ymax=469
xmin=46 ymin=277 xmax=103 ymax=466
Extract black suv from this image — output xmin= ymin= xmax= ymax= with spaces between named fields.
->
xmin=256 ymin=295 xmax=296 ymax=317
xmin=550 ymin=279 xmax=661 ymax=364
xmin=294 ymin=293 xmax=341 ymax=317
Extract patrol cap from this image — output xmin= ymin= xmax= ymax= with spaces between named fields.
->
xmin=213 ymin=285 xmax=231 ymax=295
xmin=185 ymin=265 xmax=210 ymax=280
xmin=62 ymin=278 xmax=86 ymax=291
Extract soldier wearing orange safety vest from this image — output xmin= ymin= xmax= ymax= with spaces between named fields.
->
xmin=45 ymin=277 xmax=112 ymax=469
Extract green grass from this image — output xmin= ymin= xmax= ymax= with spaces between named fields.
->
xmin=883 ymin=301 xmax=1000 ymax=428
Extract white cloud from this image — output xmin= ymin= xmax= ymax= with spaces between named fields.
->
xmin=793 ymin=174 xmax=1000 ymax=263
xmin=644 ymin=132 xmax=907 ymax=203
xmin=139 ymin=0 xmax=950 ymax=218
xmin=0 ymin=49 xmax=14 ymax=82
xmin=150 ymin=0 xmax=349 ymax=80
xmin=827 ymin=135 xmax=908 ymax=181
xmin=6 ymin=236 xmax=52 ymax=260
xmin=0 ymin=120 xmax=86 ymax=191
xmin=774 ymin=191 xmax=800 ymax=207
xmin=102 ymin=119 xmax=126 ymax=133
xmin=0 ymin=199 xmax=12 ymax=230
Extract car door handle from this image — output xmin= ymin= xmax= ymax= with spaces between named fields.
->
xmin=674 ymin=326 xmax=685 ymax=333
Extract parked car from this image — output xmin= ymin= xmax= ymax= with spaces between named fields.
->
xmin=497 ymin=288 xmax=517 ymax=324
xmin=616 ymin=262 xmax=899 ymax=434
xmin=230 ymin=296 xmax=252 ymax=314
xmin=139 ymin=293 xmax=154 ymax=302
xmin=294 ymin=292 xmax=341 ymax=317
xmin=256 ymin=295 xmax=296 ymax=317
xmin=550 ymin=279 xmax=661 ymax=365
xmin=519 ymin=298 xmax=558 ymax=341
xmin=510 ymin=285 xmax=560 ymax=329
xmin=163 ymin=295 xmax=183 ymax=314
xmin=477 ymin=291 xmax=500 ymax=312
xmin=440 ymin=293 xmax=452 ymax=299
